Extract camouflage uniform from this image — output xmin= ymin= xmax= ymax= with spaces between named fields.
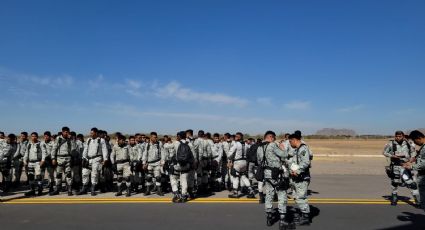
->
xmin=111 ymin=144 xmax=132 ymax=196
xmin=287 ymin=144 xmax=312 ymax=217
xmin=129 ymin=143 xmax=142 ymax=192
xmin=194 ymin=138 xmax=212 ymax=193
xmin=0 ymin=141 xmax=17 ymax=193
xmin=413 ymin=145 xmax=425 ymax=211
xmin=41 ymin=140 xmax=55 ymax=192
xmin=211 ymin=140 xmax=223 ymax=191
xmin=383 ymin=140 xmax=419 ymax=204
xmin=81 ymin=137 xmax=108 ymax=193
xmin=51 ymin=136 xmax=77 ymax=195
xmin=24 ymin=141 xmax=43 ymax=195
xmin=167 ymin=140 xmax=194 ymax=201
xmin=12 ymin=140 xmax=28 ymax=185
xmin=142 ymin=141 xmax=165 ymax=195
xmin=222 ymin=140 xmax=233 ymax=190
xmin=228 ymin=141 xmax=254 ymax=198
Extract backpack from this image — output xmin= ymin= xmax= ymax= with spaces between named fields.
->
xmin=247 ymin=144 xmax=259 ymax=163
xmin=176 ymin=141 xmax=193 ymax=165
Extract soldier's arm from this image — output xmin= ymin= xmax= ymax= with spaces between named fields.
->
xmin=12 ymin=144 xmax=21 ymax=160
xmin=23 ymin=145 xmax=29 ymax=164
xmin=141 ymin=147 xmax=148 ymax=164
xmin=41 ymin=143 xmax=48 ymax=161
xmin=101 ymin=139 xmax=108 ymax=161
xmin=51 ymin=139 xmax=59 ymax=160
xmin=228 ymin=143 xmax=237 ymax=162
xmin=82 ymin=141 xmax=89 ymax=159
xmin=383 ymin=143 xmax=393 ymax=158
xmin=297 ymin=147 xmax=311 ymax=174
xmin=413 ymin=150 xmax=425 ymax=171
xmin=110 ymin=147 xmax=116 ymax=165
xmin=256 ymin=147 xmax=263 ymax=166
xmin=273 ymin=143 xmax=288 ymax=159
xmin=160 ymin=145 xmax=166 ymax=163
xmin=217 ymin=144 xmax=223 ymax=161
xmin=207 ymin=143 xmax=213 ymax=158
xmin=137 ymin=145 xmax=143 ymax=161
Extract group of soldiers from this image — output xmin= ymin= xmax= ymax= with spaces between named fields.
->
xmin=0 ymin=127 xmax=313 ymax=229
xmin=383 ymin=130 xmax=425 ymax=212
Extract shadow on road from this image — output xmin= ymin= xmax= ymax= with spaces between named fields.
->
xmin=382 ymin=195 xmax=418 ymax=208
xmin=377 ymin=212 xmax=425 ymax=230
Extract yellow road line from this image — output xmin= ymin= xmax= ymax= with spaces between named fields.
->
xmin=1 ymin=197 xmax=414 ymax=205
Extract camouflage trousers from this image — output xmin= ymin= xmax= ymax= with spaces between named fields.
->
xmin=264 ymin=179 xmax=287 ymax=214
xmin=116 ymin=162 xmax=131 ymax=188
xmin=82 ymin=157 xmax=102 ymax=186
xmin=27 ymin=162 xmax=43 ymax=188
xmin=145 ymin=163 xmax=161 ymax=187
xmin=55 ymin=157 xmax=72 ymax=188
xmin=418 ymin=175 xmax=425 ymax=211
xmin=290 ymin=179 xmax=310 ymax=213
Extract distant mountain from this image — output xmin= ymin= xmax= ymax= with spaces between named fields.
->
xmin=315 ymin=128 xmax=357 ymax=136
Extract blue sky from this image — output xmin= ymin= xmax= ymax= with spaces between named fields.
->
xmin=0 ymin=0 xmax=424 ymax=135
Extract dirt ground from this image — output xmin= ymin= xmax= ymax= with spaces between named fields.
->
xmin=306 ymin=139 xmax=391 ymax=175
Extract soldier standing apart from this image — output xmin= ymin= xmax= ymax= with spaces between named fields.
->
xmin=50 ymin=127 xmax=77 ymax=196
xmin=403 ymin=130 xmax=425 ymax=212
xmin=142 ymin=132 xmax=165 ymax=196
xmin=0 ymin=134 xmax=18 ymax=194
xmin=228 ymin=132 xmax=255 ymax=199
xmin=24 ymin=132 xmax=43 ymax=196
xmin=12 ymin=132 xmax=29 ymax=187
xmin=40 ymin=131 xmax=55 ymax=193
xmin=257 ymin=131 xmax=292 ymax=230
xmin=288 ymin=132 xmax=312 ymax=226
xmin=77 ymin=128 xmax=108 ymax=196
xmin=383 ymin=131 xmax=419 ymax=206
xmin=111 ymin=134 xmax=132 ymax=197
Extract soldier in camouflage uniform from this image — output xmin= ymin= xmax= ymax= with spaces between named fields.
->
xmin=12 ymin=132 xmax=29 ymax=187
xmin=210 ymin=133 xmax=223 ymax=192
xmin=77 ymin=128 xmax=108 ymax=196
xmin=222 ymin=133 xmax=233 ymax=191
xmin=40 ymin=131 xmax=55 ymax=193
xmin=403 ymin=130 xmax=425 ymax=211
xmin=142 ymin=132 xmax=166 ymax=196
xmin=186 ymin=129 xmax=197 ymax=198
xmin=23 ymin=132 xmax=44 ymax=196
xmin=193 ymin=130 xmax=212 ymax=195
xmin=0 ymin=134 xmax=18 ymax=194
xmin=111 ymin=134 xmax=132 ymax=197
xmin=383 ymin=131 xmax=419 ymax=206
xmin=50 ymin=127 xmax=77 ymax=196
xmin=228 ymin=132 xmax=255 ymax=199
xmin=257 ymin=131 xmax=292 ymax=230
xmin=287 ymin=132 xmax=312 ymax=226
xmin=128 ymin=136 xmax=142 ymax=193
xmin=168 ymin=131 xmax=195 ymax=203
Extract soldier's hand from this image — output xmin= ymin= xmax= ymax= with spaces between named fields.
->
xmin=143 ymin=164 xmax=148 ymax=170
xmin=52 ymin=160 xmax=57 ymax=166
xmin=391 ymin=155 xmax=400 ymax=159
xmin=279 ymin=142 xmax=285 ymax=150
xmin=291 ymin=171 xmax=298 ymax=177
xmin=40 ymin=161 xmax=45 ymax=167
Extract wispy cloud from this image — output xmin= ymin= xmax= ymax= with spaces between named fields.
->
xmin=256 ymin=97 xmax=273 ymax=106
xmin=284 ymin=100 xmax=311 ymax=110
xmin=337 ymin=104 xmax=364 ymax=113
xmin=153 ymin=81 xmax=248 ymax=107
xmin=0 ymin=68 xmax=74 ymax=89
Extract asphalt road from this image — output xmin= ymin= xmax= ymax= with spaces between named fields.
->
xmin=0 ymin=203 xmax=424 ymax=230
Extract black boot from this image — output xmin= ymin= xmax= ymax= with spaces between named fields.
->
xmin=228 ymin=190 xmax=238 ymax=198
xmin=67 ymin=185 xmax=73 ymax=196
xmin=266 ymin=212 xmax=274 ymax=226
xmin=115 ymin=184 xmax=124 ymax=196
xmin=259 ymin=192 xmax=265 ymax=204
xmin=156 ymin=186 xmax=164 ymax=196
xmin=299 ymin=213 xmax=310 ymax=226
xmin=188 ymin=188 xmax=195 ymax=199
xmin=3 ymin=181 xmax=11 ymax=193
xmin=37 ymin=183 xmax=43 ymax=196
xmin=144 ymin=185 xmax=151 ymax=196
xmin=279 ymin=214 xmax=289 ymax=230
xmin=77 ymin=185 xmax=88 ymax=195
xmin=49 ymin=185 xmax=61 ymax=196
xmin=25 ymin=185 xmax=36 ymax=197
xmin=91 ymin=185 xmax=97 ymax=196
xmin=133 ymin=183 xmax=139 ymax=194
xmin=391 ymin=193 xmax=398 ymax=206
xmin=172 ymin=193 xmax=180 ymax=203
xmin=247 ymin=188 xmax=256 ymax=199
xmin=125 ymin=186 xmax=131 ymax=197
xmin=48 ymin=182 xmax=54 ymax=193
